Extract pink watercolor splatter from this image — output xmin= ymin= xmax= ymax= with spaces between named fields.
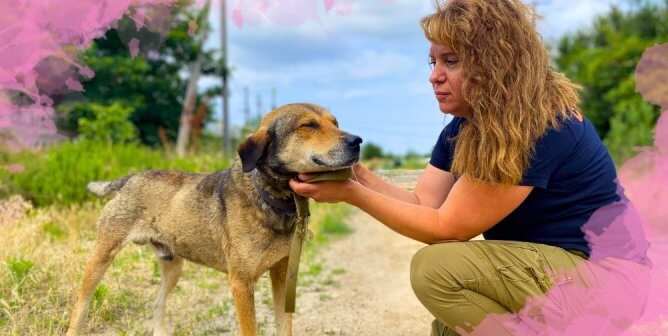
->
xmin=2 ymin=164 xmax=25 ymax=174
xmin=464 ymin=43 xmax=668 ymax=336
xmin=0 ymin=0 xmax=177 ymax=150
xmin=228 ymin=0 xmax=388 ymax=29
xmin=128 ymin=38 xmax=141 ymax=58
xmin=617 ymin=43 xmax=668 ymax=334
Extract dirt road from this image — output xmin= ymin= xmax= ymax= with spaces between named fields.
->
xmin=292 ymin=210 xmax=433 ymax=336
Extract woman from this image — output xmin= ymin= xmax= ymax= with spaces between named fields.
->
xmin=290 ymin=0 xmax=650 ymax=334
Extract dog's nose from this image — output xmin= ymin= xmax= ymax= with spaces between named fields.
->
xmin=345 ymin=134 xmax=363 ymax=148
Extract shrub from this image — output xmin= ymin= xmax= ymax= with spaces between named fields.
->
xmin=0 ymin=140 xmax=229 ymax=207
xmin=76 ymin=102 xmax=138 ymax=143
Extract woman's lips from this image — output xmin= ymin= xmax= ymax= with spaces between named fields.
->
xmin=435 ymin=92 xmax=450 ymax=100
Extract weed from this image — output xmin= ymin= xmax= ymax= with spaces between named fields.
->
xmin=305 ymin=261 xmax=324 ymax=277
xmin=93 ymin=284 xmax=108 ymax=306
xmin=42 ymin=222 xmax=66 ymax=240
xmin=331 ymin=268 xmax=346 ymax=276
xmin=322 ymin=213 xmax=353 ymax=234
xmin=7 ymin=258 xmax=34 ymax=283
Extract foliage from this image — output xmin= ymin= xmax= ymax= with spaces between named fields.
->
xmin=554 ymin=0 xmax=667 ymax=163
xmin=361 ymin=142 xmax=385 ymax=160
xmin=54 ymin=2 xmax=223 ymax=146
xmin=75 ymin=102 xmax=138 ymax=143
xmin=0 ymin=140 xmax=229 ymax=207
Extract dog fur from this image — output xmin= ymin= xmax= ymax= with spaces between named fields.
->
xmin=66 ymin=103 xmax=362 ymax=336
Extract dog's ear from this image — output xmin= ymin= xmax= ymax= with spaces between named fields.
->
xmin=238 ymin=128 xmax=270 ymax=172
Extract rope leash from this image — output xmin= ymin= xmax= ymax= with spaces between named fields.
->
xmin=284 ymin=167 xmax=353 ymax=313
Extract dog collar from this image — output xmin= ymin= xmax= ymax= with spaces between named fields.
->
xmin=252 ymin=170 xmax=296 ymax=215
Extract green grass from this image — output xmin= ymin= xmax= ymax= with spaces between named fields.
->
xmin=0 ymin=140 xmax=230 ymax=207
xmin=7 ymin=258 xmax=34 ymax=283
xmin=42 ymin=222 xmax=66 ymax=241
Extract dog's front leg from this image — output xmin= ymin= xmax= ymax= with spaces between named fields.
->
xmin=270 ymin=257 xmax=292 ymax=336
xmin=229 ymin=271 xmax=258 ymax=336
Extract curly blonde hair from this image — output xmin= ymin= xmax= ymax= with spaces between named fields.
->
xmin=421 ymin=0 xmax=580 ymax=185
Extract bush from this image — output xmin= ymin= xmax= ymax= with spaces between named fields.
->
xmin=76 ymin=102 xmax=138 ymax=143
xmin=361 ymin=142 xmax=385 ymax=160
xmin=0 ymin=140 xmax=229 ymax=207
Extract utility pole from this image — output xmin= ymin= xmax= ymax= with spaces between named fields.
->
xmin=220 ymin=0 xmax=230 ymax=158
xmin=256 ymin=94 xmax=263 ymax=117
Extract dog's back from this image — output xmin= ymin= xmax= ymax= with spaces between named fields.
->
xmin=89 ymin=169 xmax=231 ymax=268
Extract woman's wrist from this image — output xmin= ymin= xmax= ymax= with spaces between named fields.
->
xmin=343 ymin=179 xmax=365 ymax=206
xmin=352 ymin=163 xmax=377 ymax=189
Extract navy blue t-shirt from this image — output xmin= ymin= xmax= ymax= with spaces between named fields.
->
xmin=429 ymin=113 xmax=623 ymax=257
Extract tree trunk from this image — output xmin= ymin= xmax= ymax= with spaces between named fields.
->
xmin=175 ymin=57 xmax=202 ymax=157
xmin=175 ymin=0 xmax=210 ymax=157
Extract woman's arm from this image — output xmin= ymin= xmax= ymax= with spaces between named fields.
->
xmin=290 ymin=175 xmax=533 ymax=244
xmin=351 ymin=163 xmax=456 ymax=208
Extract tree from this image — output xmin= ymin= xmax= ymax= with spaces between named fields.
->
xmin=554 ymin=0 xmax=667 ymax=163
xmin=54 ymin=1 xmax=223 ymax=147
xmin=362 ymin=142 xmax=385 ymax=160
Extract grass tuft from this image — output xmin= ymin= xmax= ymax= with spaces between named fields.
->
xmin=6 ymin=258 xmax=34 ymax=283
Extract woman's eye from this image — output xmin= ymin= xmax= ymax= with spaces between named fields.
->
xmin=428 ymin=58 xmax=436 ymax=69
xmin=446 ymin=59 xmax=459 ymax=66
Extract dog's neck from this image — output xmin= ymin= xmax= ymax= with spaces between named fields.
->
xmin=251 ymin=168 xmax=296 ymax=215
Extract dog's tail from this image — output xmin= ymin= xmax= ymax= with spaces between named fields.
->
xmin=87 ymin=174 xmax=134 ymax=198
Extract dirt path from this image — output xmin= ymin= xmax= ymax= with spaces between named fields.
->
xmin=292 ymin=210 xmax=433 ymax=336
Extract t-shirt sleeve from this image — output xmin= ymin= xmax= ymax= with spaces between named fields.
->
xmin=520 ymin=122 xmax=577 ymax=188
xmin=429 ymin=122 xmax=456 ymax=172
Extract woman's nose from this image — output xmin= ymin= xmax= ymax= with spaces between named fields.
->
xmin=429 ymin=66 xmax=445 ymax=84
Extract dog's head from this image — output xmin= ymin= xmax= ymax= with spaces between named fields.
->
xmin=238 ymin=103 xmax=362 ymax=174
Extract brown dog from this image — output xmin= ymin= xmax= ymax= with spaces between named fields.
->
xmin=66 ymin=103 xmax=362 ymax=336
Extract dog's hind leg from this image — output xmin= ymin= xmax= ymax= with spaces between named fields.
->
xmin=152 ymin=255 xmax=183 ymax=336
xmin=229 ymin=270 xmax=259 ymax=336
xmin=66 ymin=231 xmax=126 ymax=336
xmin=270 ymin=257 xmax=292 ymax=336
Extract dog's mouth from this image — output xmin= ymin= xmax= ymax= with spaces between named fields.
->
xmin=310 ymin=155 xmax=358 ymax=170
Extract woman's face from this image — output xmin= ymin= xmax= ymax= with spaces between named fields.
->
xmin=428 ymin=42 xmax=471 ymax=118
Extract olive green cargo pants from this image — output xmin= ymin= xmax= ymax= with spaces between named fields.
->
xmin=409 ymin=240 xmax=648 ymax=335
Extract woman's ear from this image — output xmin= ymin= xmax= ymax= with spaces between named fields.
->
xmin=237 ymin=128 xmax=270 ymax=172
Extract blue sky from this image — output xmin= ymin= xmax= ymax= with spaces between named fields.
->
xmin=202 ymin=0 xmax=623 ymax=155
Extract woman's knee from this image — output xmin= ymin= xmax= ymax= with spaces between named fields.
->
xmin=410 ymin=243 xmax=470 ymax=300
xmin=410 ymin=245 xmax=434 ymax=299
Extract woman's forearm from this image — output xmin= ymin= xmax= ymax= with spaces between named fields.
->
xmin=345 ymin=182 xmax=458 ymax=244
xmin=354 ymin=165 xmax=420 ymax=205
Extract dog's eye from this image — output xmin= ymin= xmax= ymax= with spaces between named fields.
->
xmin=300 ymin=122 xmax=319 ymax=129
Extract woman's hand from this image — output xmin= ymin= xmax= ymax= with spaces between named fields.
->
xmin=289 ymin=174 xmax=360 ymax=204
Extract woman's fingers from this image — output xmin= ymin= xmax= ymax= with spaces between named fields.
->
xmin=297 ymin=173 xmax=316 ymax=182
xmin=289 ymin=178 xmax=309 ymax=195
